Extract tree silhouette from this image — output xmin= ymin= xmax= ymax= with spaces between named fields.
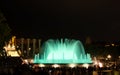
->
xmin=0 ymin=10 xmax=11 ymax=55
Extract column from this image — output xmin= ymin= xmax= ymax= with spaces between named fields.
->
xmin=27 ymin=38 xmax=30 ymax=57
xmin=38 ymin=39 xmax=41 ymax=53
xmin=33 ymin=39 xmax=36 ymax=57
xmin=21 ymin=38 xmax=24 ymax=56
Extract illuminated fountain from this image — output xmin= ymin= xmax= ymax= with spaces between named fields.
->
xmin=34 ymin=38 xmax=92 ymax=64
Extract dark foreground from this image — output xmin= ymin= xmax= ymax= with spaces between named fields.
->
xmin=0 ymin=64 xmax=120 ymax=75
xmin=0 ymin=57 xmax=120 ymax=75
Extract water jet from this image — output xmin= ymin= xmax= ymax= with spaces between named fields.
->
xmin=34 ymin=38 xmax=92 ymax=64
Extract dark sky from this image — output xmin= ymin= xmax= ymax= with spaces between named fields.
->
xmin=0 ymin=0 xmax=120 ymax=42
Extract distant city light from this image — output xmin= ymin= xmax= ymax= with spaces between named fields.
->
xmin=105 ymin=44 xmax=110 ymax=47
xmin=22 ymin=59 xmax=29 ymax=64
xmin=38 ymin=64 xmax=45 ymax=67
xmin=111 ymin=44 xmax=115 ymax=46
xmin=68 ymin=64 xmax=76 ymax=68
xmin=82 ymin=64 xmax=89 ymax=69
xmin=107 ymin=54 xmax=111 ymax=59
xmin=98 ymin=62 xmax=103 ymax=68
xmin=119 ymin=56 xmax=120 ymax=59
xmin=52 ymin=64 xmax=60 ymax=68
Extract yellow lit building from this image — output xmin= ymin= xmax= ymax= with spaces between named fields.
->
xmin=4 ymin=36 xmax=21 ymax=57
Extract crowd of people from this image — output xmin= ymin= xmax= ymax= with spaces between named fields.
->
xmin=0 ymin=56 xmax=120 ymax=75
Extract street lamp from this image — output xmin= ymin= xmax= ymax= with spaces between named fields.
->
xmin=118 ymin=56 xmax=120 ymax=59
xmin=107 ymin=54 xmax=111 ymax=59
xmin=107 ymin=54 xmax=112 ymax=67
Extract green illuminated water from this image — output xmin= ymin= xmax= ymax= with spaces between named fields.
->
xmin=34 ymin=39 xmax=92 ymax=64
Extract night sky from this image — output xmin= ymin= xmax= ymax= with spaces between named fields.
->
xmin=0 ymin=0 xmax=120 ymax=42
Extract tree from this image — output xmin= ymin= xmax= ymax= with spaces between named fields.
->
xmin=0 ymin=10 xmax=12 ymax=54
